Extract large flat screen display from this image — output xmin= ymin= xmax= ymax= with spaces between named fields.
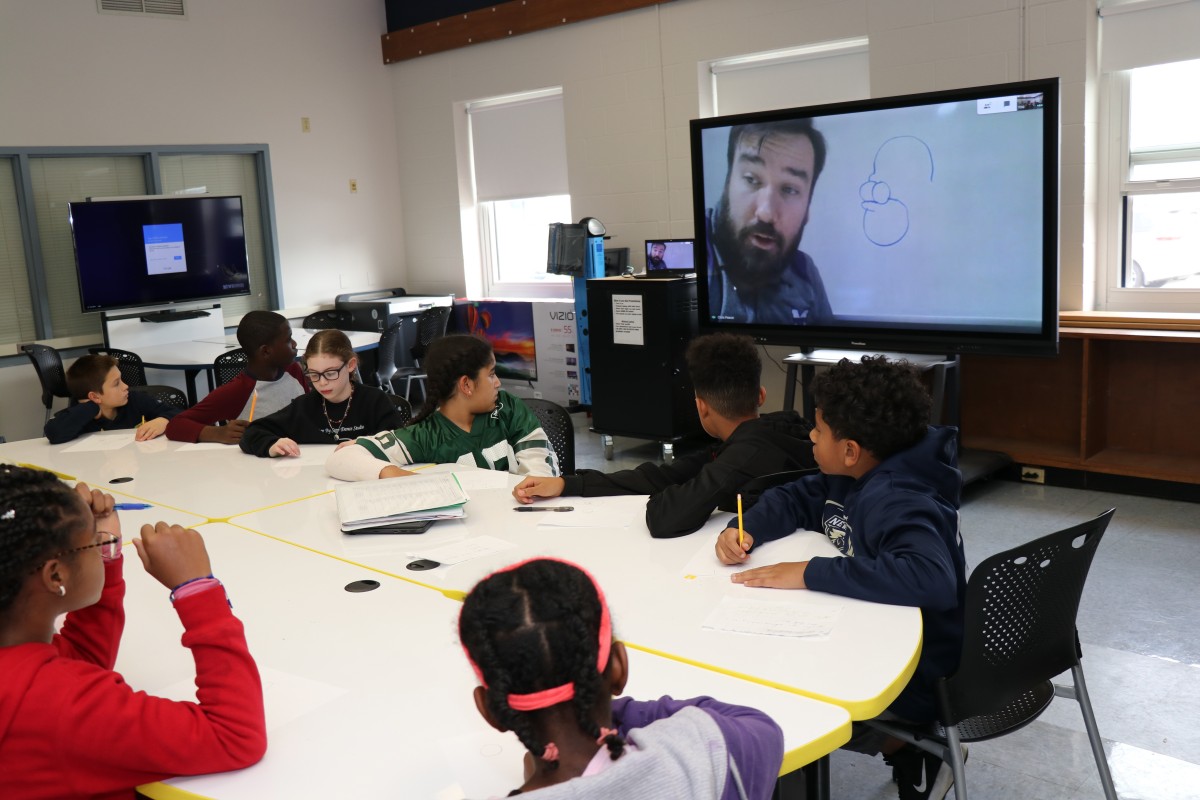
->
xmin=690 ymin=78 xmax=1060 ymax=355
xmin=69 ymin=195 xmax=251 ymax=312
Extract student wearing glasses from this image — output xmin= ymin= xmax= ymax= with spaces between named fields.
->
xmin=0 ymin=466 xmax=266 ymax=798
xmin=239 ymin=329 xmax=407 ymax=458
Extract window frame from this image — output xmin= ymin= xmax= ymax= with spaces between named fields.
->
xmin=1098 ymin=68 xmax=1200 ymax=312
xmin=0 ymin=144 xmax=281 ymax=351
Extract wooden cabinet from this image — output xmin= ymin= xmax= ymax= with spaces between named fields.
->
xmin=961 ymin=327 xmax=1200 ymax=484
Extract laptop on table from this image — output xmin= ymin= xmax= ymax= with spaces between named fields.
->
xmin=634 ymin=239 xmax=696 ymax=278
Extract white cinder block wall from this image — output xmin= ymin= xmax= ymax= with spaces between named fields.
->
xmin=391 ymin=0 xmax=1097 ymax=409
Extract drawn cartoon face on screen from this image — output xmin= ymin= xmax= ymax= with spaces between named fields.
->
xmin=859 ymin=136 xmax=935 ymax=247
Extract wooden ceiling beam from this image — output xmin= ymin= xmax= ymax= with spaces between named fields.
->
xmin=381 ymin=0 xmax=673 ymax=64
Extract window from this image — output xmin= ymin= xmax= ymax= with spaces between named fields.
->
xmin=0 ymin=146 xmax=278 ymax=349
xmin=461 ymin=89 xmax=572 ymax=298
xmin=1098 ymin=1 xmax=1200 ymax=311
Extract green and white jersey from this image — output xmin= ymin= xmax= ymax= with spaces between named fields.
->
xmin=326 ymin=391 xmax=558 ymax=481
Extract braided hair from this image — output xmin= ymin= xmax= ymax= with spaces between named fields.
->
xmin=410 ymin=334 xmax=494 ymax=426
xmin=458 ymin=559 xmax=626 ymax=768
xmin=0 ymin=465 xmax=86 ymax=614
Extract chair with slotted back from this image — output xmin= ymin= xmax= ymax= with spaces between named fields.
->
xmin=390 ymin=306 xmax=452 ymax=402
xmin=523 ymin=398 xmax=574 ymax=476
xmin=301 ymin=309 xmax=351 ymax=331
xmin=213 ymin=348 xmax=249 ymax=387
xmin=868 ymin=508 xmax=1119 ymax=800
xmin=88 ymin=347 xmax=189 ymax=409
xmin=22 ymin=344 xmax=73 ymax=422
xmin=386 ymin=393 xmax=413 ymax=427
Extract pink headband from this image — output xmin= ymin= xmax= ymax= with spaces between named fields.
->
xmin=461 ymin=557 xmax=613 ymax=713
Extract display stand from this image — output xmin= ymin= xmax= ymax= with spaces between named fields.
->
xmin=782 ymin=349 xmax=1010 ymax=485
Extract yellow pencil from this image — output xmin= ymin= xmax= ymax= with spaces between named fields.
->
xmin=737 ymin=493 xmax=744 ymax=547
xmin=139 ymin=415 xmax=146 ymax=427
xmin=248 ymin=390 xmax=258 ymax=422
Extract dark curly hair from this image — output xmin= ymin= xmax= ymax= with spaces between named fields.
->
xmin=458 ymin=559 xmax=625 ymax=769
xmin=809 ymin=355 xmax=931 ymax=461
xmin=0 ymin=465 xmax=87 ymax=614
xmin=685 ymin=333 xmax=761 ymax=418
xmin=411 ymin=334 xmax=495 ymax=425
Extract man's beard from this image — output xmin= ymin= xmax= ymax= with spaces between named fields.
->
xmin=713 ymin=198 xmax=805 ymax=292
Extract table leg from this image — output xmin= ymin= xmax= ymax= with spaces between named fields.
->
xmin=183 ymin=369 xmax=201 ymax=406
xmin=772 ymin=755 xmax=830 ymax=800
xmin=783 ymin=363 xmax=799 ymax=412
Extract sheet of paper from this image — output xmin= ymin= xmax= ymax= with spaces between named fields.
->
xmin=335 ymin=473 xmax=468 ymax=525
xmin=407 ymin=535 xmax=515 ymax=566
xmin=449 ymin=469 xmax=512 ymax=492
xmin=534 ymin=496 xmax=635 ymax=528
xmin=702 ymin=596 xmax=842 ymax=638
xmin=152 ymin=665 xmax=349 ymax=732
xmin=62 ymin=432 xmax=134 ymax=453
xmin=174 ymin=442 xmax=230 ymax=452
xmin=681 ymin=531 xmax=845 ymax=580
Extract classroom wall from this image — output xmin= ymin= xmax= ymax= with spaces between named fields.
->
xmin=388 ymin=0 xmax=1097 ymax=409
xmin=0 ymin=0 xmax=404 ymax=440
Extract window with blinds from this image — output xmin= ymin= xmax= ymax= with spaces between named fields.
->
xmin=466 ymin=89 xmax=572 ymax=298
xmin=0 ymin=159 xmax=37 ymax=344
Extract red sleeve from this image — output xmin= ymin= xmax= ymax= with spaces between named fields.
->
xmin=57 ymin=586 xmax=267 ymax=796
xmin=286 ymin=361 xmax=311 ymax=392
xmin=53 ymin=557 xmax=125 ymax=669
xmin=165 ymin=375 xmax=254 ymax=442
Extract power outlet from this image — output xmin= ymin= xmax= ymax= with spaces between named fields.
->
xmin=301 ymin=117 xmax=311 ymax=133
xmin=1020 ymin=466 xmax=1045 ymax=484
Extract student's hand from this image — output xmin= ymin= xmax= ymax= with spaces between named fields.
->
xmin=334 ymin=439 xmax=359 ymax=451
xmin=715 ymin=526 xmax=754 ymax=564
xmin=132 ymin=522 xmax=213 ymax=590
xmin=731 ymin=561 xmax=809 ymax=589
xmin=74 ymin=481 xmax=121 ymax=542
xmin=198 ymin=419 xmax=249 ymax=444
xmin=379 ymin=465 xmax=416 ymax=478
xmin=134 ymin=417 xmax=169 ymax=441
xmin=269 ymin=438 xmax=301 ymax=458
xmin=512 ymin=476 xmax=566 ymax=504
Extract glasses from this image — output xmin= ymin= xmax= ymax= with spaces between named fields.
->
xmin=303 ymin=363 xmax=348 ymax=383
xmin=31 ymin=532 xmax=121 ymax=573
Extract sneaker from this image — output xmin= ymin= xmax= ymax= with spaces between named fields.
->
xmin=883 ymin=743 xmax=967 ymax=800
xmin=927 ymin=745 xmax=968 ymax=800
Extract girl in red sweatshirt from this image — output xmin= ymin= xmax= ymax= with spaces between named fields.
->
xmin=0 ymin=466 xmax=266 ymax=799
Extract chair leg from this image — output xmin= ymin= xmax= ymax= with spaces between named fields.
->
xmin=404 ymin=375 xmax=413 ymax=401
xmin=945 ymin=724 xmax=968 ymax=800
xmin=1063 ymin=664 xmax=1118 ymax=800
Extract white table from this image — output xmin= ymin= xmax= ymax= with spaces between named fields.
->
xmin=115 ymin=523 xmax=849 ymax=799
xmin=230 ymin=467 xmax=922 ymax=723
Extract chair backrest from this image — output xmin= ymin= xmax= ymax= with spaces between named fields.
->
xmin=373 ymin=319 xmax=403 ymax=388
xmin=410 ymin=305 xmax=452 ymax=362
xmin=938 ymin=508 xmax=1116 ymax=726
xmin=523 ymin=398 xmax=574 ymax=476
xmin=386 ymin=392 xmax=413 ymax=427
xmin=213 ymin=348 xmax=249 ymax=387
xmin=132 ymin=384 xmax=189 ymax=411
xmin=21 ymin=344 xmax=71 ymax=410
xmin=89 ymin=347 xmax=149 ymax=387
xmin=302 ymin=309 xmax=351 ymax=331
xmin=739 ymin=468 xmax=819 ymax=510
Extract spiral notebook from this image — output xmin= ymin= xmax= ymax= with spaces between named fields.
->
xmin=334 ymin=473 xmax=468 ymax=532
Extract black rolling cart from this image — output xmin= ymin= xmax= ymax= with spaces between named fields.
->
xmin=586 ymin=276 xmax=702 ymax=461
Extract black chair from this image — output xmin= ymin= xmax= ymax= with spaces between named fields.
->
xmin=213 ymin=348 xmax=249 ymax=387
xmin=135 ymin=384 xmax=189 ymax=411
xmin=868 ymin=508 xmax=1119 ymax=800
xmin=523 ymin=398 xmax=574 ymax=476
xmin=738 ymin=468 xmax=819 ymax=511
xmin=301 ymin=309 xmax=351 ymax=331
xmin=386 ymin=393 xmax=414 ymax=427
xmin=371 ymin=319 xmax=403 ymax=392
xmin=22 ymin=344 xmax=73 ymax=422
xmin=391 ymin=306 xmax=452 ymax=401
xmin=89 ymin=346 xmax=188 ymax=406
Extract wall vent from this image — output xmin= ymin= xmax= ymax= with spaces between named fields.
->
xmin=97 ymin=0 xmax=186 ymax=18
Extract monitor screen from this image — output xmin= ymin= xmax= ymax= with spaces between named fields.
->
xmin=690 ymin=78 xmax=1059 ymax=356
xmin=69 ymin=195 xmax=251 ymax=313
xmin=644 ymin=239 xmax=696 ymax=272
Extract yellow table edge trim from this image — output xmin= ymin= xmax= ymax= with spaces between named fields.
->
xmin=11 ymin=461 xmax=76 ymax=481
xmin=136 ymin=782 xmax=212 ymax=800
xmin=780 ymin=722 xmax=852 ymax=776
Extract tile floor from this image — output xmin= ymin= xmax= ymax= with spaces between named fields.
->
xmin=571 ymin=418 xmax=1200 ymax=800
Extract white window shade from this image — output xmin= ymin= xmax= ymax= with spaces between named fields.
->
xmin=1100 ymin=0 xmax=1200 ymax=72
xmin=469 ymin=92 xmax=568 ymax=202
xmin=712 ymin=43 xmax=869 ymax=116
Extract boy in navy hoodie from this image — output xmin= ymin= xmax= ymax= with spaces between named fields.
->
xmin=715 ymin=355 xmax=966 ymax=800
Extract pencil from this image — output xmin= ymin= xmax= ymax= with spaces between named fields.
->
xmin=737 ymin=493 xmax=744 ymax=547
xmin=248 ymin=390 xmax=258 ymax=422
xmin=139 ymin=415 xmax=146 ymax=427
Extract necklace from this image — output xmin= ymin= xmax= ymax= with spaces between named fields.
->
xmin=322 ymin=386 xmax=354 ymax=441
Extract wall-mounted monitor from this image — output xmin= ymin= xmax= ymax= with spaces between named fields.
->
xmin=69 ymin=195 xmax=251 ymax=313
xmin=690 ymin=78 xmax=1060 ymax=356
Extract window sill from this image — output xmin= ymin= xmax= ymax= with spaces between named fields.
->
xmin=1061 ymin=310 xmax=1200 ymax=332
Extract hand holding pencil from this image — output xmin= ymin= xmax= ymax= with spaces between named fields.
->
xmin=715 ymin=523 xmax=754 ymax=564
